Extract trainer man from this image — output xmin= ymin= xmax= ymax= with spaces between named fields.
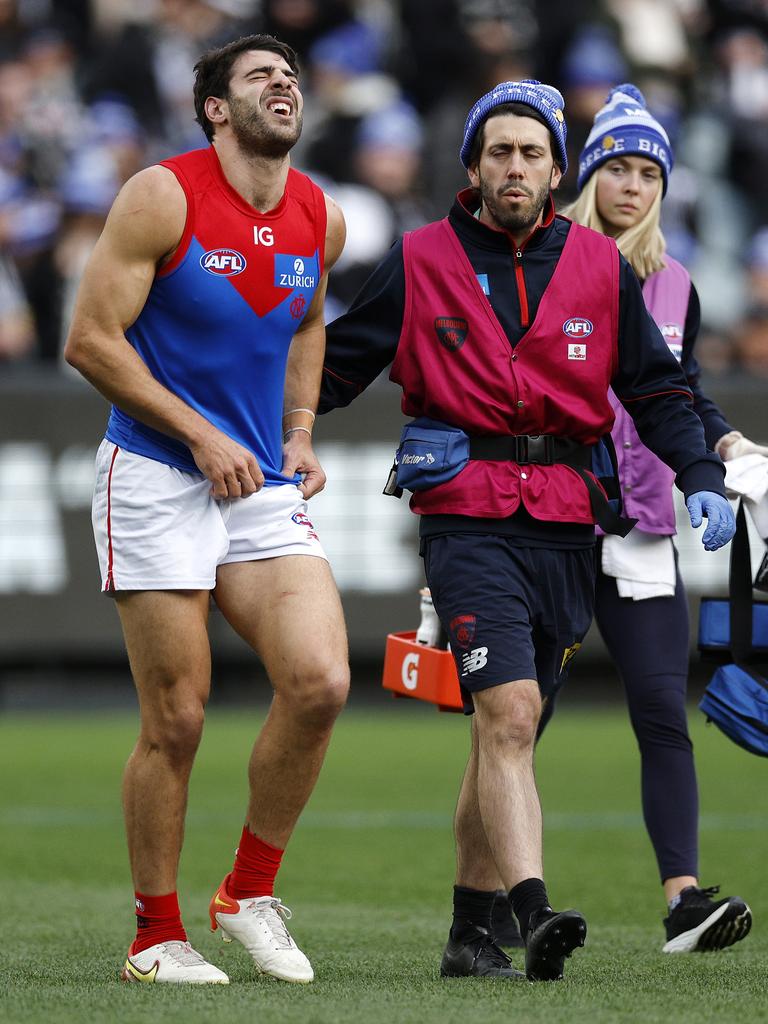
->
xmin=65 ymin=34 xmax=348 ymax=985
xmin=318 ymin=80 xmax=734 ymax=982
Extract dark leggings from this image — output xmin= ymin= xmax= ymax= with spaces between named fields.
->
xmin=594 ymin=560 xmax=698 ymax=882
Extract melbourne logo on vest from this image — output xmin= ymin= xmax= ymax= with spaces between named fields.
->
xmin=434 ymin=317 xmax=468 ymax=351
xmin=660 ymin=322 xmax=683 ymax=362
xmin=200 ymin=248 xmax=247 ymax=276
xmin=274 ymin=253 xmax=318 ymax=291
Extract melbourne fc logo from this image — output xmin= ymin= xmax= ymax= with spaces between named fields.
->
xmin=563 ymin=317 xmax=593 ymax=338
xmin=435 ymin=317 xmax=468 ymax=351
xmin=450 ymin=613 xmax=477 ymax=650
xmin=200 ymin=248 xmax=247 ymax=276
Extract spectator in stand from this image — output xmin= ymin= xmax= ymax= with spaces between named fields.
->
xmin=323 ymin=99 xmax=433 ymax=311
xmin=81 ymin=0 xmax=253 ymax=158
xmin=301 ymin=18 xmax=394 ymax=184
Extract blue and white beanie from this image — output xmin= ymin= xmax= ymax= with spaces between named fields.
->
xmin=460 ymin=79 xmax=567 ymax=171
xmin=577 ymin=83 xmax=673 ymax=195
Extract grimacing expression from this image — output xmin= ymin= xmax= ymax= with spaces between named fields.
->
xmin=595 ymin=155 xmax=662 ymax=235
xmin=468 ymin=113 xmax=561 ymax=235
xmin=221 ymin=50 xmax=304 ymax=156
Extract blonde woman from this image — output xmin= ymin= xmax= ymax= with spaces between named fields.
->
xmin=566 ymin=84 xmax=761 ymax=953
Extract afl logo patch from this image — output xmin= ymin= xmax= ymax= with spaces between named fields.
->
xmin=200 ymin=249 xmax=247 ymax=276
xmin=563 ymin=317 xmax=593 ymax=338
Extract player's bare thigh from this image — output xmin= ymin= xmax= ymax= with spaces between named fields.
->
xmin=213 ymin=556 xmax=348 ymax=694
xmin=116 ymin=590 xmax=213 ymax=716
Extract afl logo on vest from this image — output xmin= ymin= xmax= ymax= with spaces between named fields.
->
xmin=563 ymin=317 xmax=593 ymax=338
xmin=199 ymin=248 xmax=247 ymax=276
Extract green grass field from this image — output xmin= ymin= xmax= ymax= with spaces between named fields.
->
xmin=1 ymin=699 xmax=766 ymax=1024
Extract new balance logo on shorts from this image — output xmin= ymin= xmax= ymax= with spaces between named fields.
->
xmin=461 ymin=646 xmax=488 ymax=676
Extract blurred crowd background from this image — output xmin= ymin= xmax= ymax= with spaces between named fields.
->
xmin=1 ymin=0 xmax=768 ymax=377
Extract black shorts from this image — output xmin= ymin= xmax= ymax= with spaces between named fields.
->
xmin=422 ymin=534 xmax=596 ymax=714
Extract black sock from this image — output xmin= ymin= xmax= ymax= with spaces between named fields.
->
xmin=508 ymin=878 xmax=551 ymax=939
xmin=450 ymin=885 xmax=496 ymax=940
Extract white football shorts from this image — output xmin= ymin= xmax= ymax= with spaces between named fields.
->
xmin=92 ymin=440 xmax=327 ymax=592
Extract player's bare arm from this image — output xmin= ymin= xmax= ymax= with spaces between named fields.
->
xmin=282 ymin=194 xmax=346 ymax=498
xmin=63 ymin=165 xmax=264 ymax=499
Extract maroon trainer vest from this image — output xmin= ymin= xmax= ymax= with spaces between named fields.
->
xmin=390 ymin=217 xmax=619 ymax=522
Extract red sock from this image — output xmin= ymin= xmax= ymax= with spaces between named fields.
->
xmin=131 ymin=891 xmax=187 ymax=954
xmin=228 ymin=826 xmax=284 ymax=899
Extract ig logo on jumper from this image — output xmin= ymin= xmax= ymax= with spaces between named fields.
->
xmin=563 ymin=317 xmax=593 ymax=338
xmin=200 ymin=248 xmax=247 ymax=276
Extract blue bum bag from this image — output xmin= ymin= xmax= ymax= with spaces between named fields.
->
xmin=385 ymin=418 xmax=470 ymax=494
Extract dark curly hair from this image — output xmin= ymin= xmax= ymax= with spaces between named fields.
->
xmin=193 ymin=34 xmax=299 ymax=143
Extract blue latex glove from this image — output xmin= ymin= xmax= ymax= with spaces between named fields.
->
xmin=686 ymin=492 xmax=736 ymax=551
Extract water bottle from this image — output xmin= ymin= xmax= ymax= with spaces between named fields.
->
xmin=415 ymin=588 xmax=443 ymax=646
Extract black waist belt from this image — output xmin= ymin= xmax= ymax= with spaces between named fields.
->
xmin=468 ymin=433 xmax=636 ymax=538
xmin=469 ymin=434 xmax=591 ymax=469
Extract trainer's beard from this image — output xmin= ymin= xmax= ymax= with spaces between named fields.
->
xmin=478 ymin=176 xmax=551 ymax=235
xmin=228 ymin=95 xmax=303 ymax=158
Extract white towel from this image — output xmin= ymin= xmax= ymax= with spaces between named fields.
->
xmin=601 ymin=530 xmax=676 ymax=600
xmin=723 ymin=453 xmax=768 ymax=538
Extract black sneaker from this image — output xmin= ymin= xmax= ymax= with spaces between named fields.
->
xmin=524 ymin=908 xmax=587 ymax=981
xmin=491 ymin=893 xmax=525 ymax=948
xmin=662 ymin=885 xmax=752 ymax=953
xmin=440 ymin=925 xmax=526 ymax=979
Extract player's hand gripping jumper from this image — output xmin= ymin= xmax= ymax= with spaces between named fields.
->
xmin=686 ymin=492 xmax=736 ymax=551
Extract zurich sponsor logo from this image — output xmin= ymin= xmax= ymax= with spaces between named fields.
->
xmin=275 ymin=252 xmax=318 ymax=290
xmin=200 ymin=248 xmax=246 ymax=276
xmin=563 ymin=317 xmax=593 ymax=338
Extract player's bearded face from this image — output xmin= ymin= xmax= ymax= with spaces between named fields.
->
xmin=476 ymin=172 xmax=551 ymax=234
xmin=227 ymin=90 xmax=303 ymax=157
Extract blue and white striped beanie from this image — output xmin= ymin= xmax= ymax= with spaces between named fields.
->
xmin=577 ymin=83 xmax=673 ymax=195
xmin=460 ymin=79 xmax=567 ymax=171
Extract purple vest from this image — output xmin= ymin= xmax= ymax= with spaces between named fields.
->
xmin=610 ymin=255 xmax=690 ymax=534
xmin=390 ymin=217 xmax=619 ymax=522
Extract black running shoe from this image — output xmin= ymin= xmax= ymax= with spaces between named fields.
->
xmin=440 ymin=925 xmax=526 ymax=979
xmin=662 ymin=885 xmax=752 ymax=953
xmin=524 ymin=908 xmax=587 ymax=981
xmin=491 ymin=893 xmax=525 ymax=948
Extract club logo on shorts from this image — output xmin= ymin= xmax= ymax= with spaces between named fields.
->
xmin=292 ymin=510 xmax=318 ymax=541
xmin=563 ymin=317 xmax=593 ymax=339
xmin=450 ymin=613 xmax=477 ymax=649
xmin=461 ymin=646 xmax=488 ymax=676
xmin=435 ymin=317 xmax=468 ymax=351
xmin=200 ymin=248 xmax=247 ymax=276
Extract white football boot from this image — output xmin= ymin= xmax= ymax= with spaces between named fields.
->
xmin=210 ymin=874 xmax=314 ymax=983
xmin=121 ymin=940 xmax=229 ymax=984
